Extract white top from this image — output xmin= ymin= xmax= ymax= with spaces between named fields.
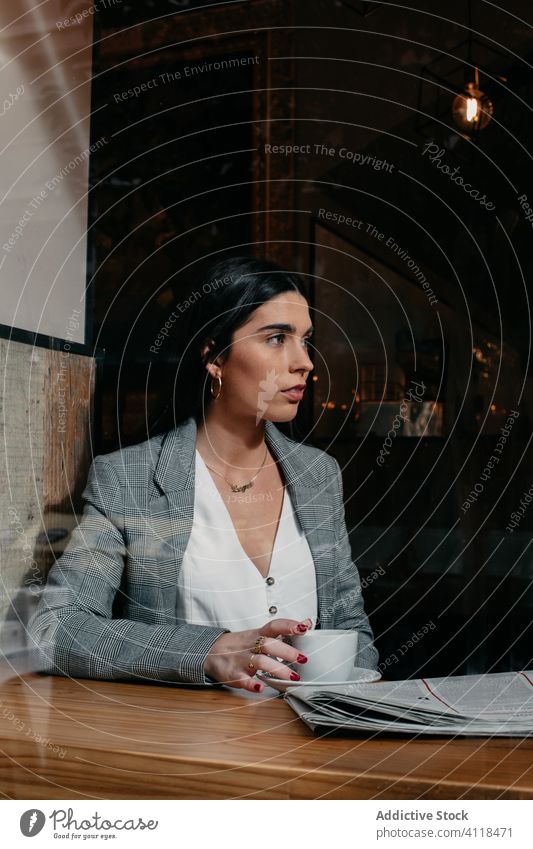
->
xmin=176 ymin=449 xmax=318 ymax=631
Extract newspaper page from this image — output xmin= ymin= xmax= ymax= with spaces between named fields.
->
xmin=285 ymin=671 xmax=533 ymax=736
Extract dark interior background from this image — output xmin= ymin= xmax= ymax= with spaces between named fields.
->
xmin=87 ymin=0 xmax=533 ymax=680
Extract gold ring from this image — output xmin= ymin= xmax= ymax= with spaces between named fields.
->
xmin=248 ymin=653 xmax=256 ymax=671
xmin=253 ymin=635 xmax=266 ymax=655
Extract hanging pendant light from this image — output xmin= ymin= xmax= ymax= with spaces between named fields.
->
xmin=451 ymin=2 xmax=493 ymax=135
xmin=452 ymin=65 xmax=494 ymax=132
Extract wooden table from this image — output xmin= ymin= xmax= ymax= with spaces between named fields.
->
xmin=1 ymin=669 xmax=532 ymax=799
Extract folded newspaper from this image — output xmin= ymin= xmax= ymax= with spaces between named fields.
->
xmin=284 ymin=671 xmax=533 ymax=736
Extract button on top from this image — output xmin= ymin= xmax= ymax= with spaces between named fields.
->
xmin=269 ymin=605 xmax=278 ymax=615
xmin=266 ymin=576 xmax=275 ymax=586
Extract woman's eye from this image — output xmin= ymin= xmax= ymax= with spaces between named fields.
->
xmin=267 ymin=334 xmax=313 ymax=347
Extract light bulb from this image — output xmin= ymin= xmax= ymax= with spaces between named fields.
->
xmin=452 ymin=73 xmax=493 ymax=133
xmin=466 ymin=97 xmax=478 ymax=122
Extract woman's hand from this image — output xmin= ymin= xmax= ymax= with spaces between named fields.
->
xmin=204 ymin=618 xmax=313 ymax=692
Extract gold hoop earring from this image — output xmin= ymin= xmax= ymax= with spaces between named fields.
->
xmin=210 ymin=375 xmax=222 ymax=400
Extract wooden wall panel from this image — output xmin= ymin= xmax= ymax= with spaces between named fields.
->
xmin=0 ymin=339 xmax=95 ymax=653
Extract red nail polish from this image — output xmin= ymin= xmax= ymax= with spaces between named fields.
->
xmin=296 ymin=624 xmax=307 ymax=633
xmin=290 ymin=672 xmax=300 ymax=681
xmin=254 ymin=683 xmax=261 ymax=692
xmin=297 ymin=654 xmax=308 ymax=664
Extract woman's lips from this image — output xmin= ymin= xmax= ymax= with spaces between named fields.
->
xmin=281 ymin=387 xmax=305 ymax=401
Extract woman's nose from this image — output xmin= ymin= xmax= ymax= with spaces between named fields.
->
xmin=291 ymin=340 xmax=314 ymax=374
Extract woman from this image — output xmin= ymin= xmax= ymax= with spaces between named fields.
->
xmin=28 ymin=256 xmax=378 ymax=693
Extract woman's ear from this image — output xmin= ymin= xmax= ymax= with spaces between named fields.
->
xmin=200 ymin=338 xmax=214 ymax=363
xmin=200 ymin=339 xmax=224 ymax=378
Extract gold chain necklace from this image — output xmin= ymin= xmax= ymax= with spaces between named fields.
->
xmin=202 ymin=444 xmax=269 ymax=493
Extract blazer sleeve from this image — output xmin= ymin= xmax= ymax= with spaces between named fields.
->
xmin=27 ymin=455 xmax=229 ymax=685
xmin=329 ymin=457 xmax=379 ymax=671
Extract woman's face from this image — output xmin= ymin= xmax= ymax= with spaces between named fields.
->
xmin=205 ymin=291 xmax=315 ymax=423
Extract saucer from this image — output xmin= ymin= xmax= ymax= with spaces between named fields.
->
xmin=260 ymin=667 xmax=381 ymax=693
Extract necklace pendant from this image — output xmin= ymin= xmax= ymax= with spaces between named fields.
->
xmin=231 ymin=481 xmax=253 ymax=493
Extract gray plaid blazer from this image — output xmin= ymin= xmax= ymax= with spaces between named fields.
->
xmin=28 ymin=415 xmax=378 ymax=685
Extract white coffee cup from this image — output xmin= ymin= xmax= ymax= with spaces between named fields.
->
xmin=290 ymin=629 xmax=359 ymax=682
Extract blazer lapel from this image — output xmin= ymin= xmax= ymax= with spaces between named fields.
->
xmin=149 ymin=416 xmax=337 ymax=624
